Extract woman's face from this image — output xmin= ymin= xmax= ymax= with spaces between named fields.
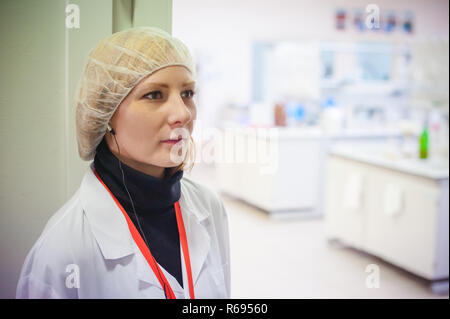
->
xmin=106 ymin=65 xmax=197 ymax=178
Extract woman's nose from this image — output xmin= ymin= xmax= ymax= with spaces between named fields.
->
xmin=168 ymin=94 xmax=193 ymax=126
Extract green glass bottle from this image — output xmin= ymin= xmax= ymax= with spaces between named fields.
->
xmin=419 ymin=126 xmax=428 ymax=159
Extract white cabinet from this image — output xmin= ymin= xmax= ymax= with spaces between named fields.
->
xmin=325 ymin=152 xmax=449 ymax=283
xmin=216 ymin=129 xmax=321 ymax=215
xmin=324 ymin=157 xmax=367 ymax=250
xmin=365 ymin=166 xmax=443 ymax=279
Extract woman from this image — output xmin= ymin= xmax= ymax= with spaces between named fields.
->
xmin=16 ymin=27 xmax=230 ymax=299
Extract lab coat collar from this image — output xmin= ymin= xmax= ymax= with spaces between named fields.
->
xmin=80 ymin=163 xmax=136 ymax=260
xmin=80 ymin=163 xmax=211 ymax=294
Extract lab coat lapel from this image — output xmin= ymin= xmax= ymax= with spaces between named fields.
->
xmin=134 ymin=247 xmax=163 ymax=289
xmin=179 ymin=181 xmax=211 ymax=287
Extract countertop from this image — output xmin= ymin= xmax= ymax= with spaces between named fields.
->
xmin=221 ymin=125 xmax=403 ymax=140
xmin=329 ymin=145 xmax=449 ymax=180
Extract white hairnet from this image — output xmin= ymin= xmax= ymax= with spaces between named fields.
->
xmin=75 ymin=26 xmax=197 ymax=161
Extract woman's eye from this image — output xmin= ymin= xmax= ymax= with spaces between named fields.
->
xmin=144 ymin=91 xmax=162 ymax=100
xmin=182 ymin=90 xmax=196 ymax=99
xmin=144 ymin=90 xmax=195 ymax=100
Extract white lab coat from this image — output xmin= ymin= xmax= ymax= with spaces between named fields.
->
xmin=16 ymin=163 xmax=231 ymax=299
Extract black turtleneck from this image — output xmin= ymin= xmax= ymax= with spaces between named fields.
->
xmin=94 ymin=137 xmax=184 ymax=288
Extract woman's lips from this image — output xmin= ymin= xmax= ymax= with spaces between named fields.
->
xmin=161 ymin=138 xmax=183 ymax=144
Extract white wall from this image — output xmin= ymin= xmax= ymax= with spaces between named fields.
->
xmin=0 ymin=0 xmax=113 ymax=298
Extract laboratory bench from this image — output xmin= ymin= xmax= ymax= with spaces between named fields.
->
xmin=216 ymin=125 xmax=403 ymax=218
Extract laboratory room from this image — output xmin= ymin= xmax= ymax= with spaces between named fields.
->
xmin=0 ymin=0 xmax=448 ymax=302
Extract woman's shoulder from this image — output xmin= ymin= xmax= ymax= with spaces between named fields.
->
xmin=23 ymin=188 xmax=89 ymax=268
xmin=181 ymin=175 xmax=216 ymax=198
xmin=181 ymin=175 xmax=227 ymax=219
xmin=39 ymin=189 xmax=85 ymax=243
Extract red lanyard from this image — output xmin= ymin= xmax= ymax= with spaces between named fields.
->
xmin=93 ymin=168 xmax=195 ymax=299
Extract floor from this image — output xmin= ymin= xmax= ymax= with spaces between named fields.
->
xmin=186 ymin=164 xmax=449 ymax=299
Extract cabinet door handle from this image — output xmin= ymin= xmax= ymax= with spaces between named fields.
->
xmin=384 ymin=183 xmax=404 ymax=216
xmin=344 ymin=173 xmax=364 ymax=210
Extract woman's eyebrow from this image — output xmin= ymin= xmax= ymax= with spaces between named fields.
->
xmin=144 ymin=81 xmax=196 ymax=89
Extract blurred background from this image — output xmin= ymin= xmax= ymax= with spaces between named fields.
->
xmin=0 ymin=0 xmax=448 ymax=298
